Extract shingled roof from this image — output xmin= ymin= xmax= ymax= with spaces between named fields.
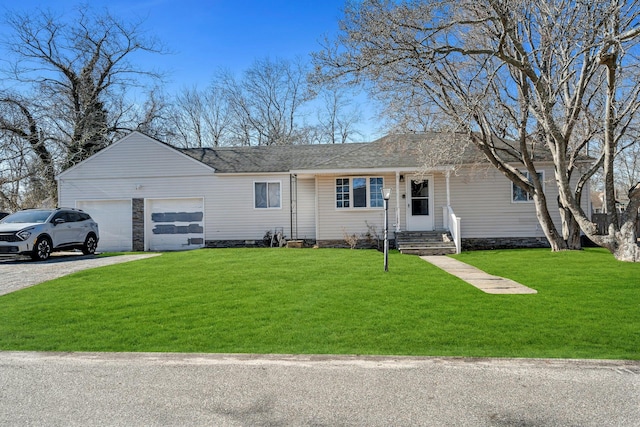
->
xmin=178 ymin=132 xmax=552 ymax=173
xmin=178 ymin=143 xmax=367 ymax=173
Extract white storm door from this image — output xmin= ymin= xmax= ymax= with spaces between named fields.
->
xmin=406 ymin=177 xmax=434 ymax=231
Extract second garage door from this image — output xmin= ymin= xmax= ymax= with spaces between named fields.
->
xmin=77 ymin=200 xmax=133 ymax=252
xmin=147 ymin=198 xmax=205 ymax=251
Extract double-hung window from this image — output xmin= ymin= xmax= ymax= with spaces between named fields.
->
xmin=255 ymin=181 xmax=281 ymax=209
xmin=336 ymin=177 xmax=384 ymax=209
xmin=512 ymin=171 xmax=543 ymax=202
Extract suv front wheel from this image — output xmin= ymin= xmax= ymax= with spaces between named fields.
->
xmin=31 ymin=236 xmax=52 ymax=261
xmin=82 ymin=233 xmax=98 ymax=255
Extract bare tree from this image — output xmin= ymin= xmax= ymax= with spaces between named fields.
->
xmin=166 ymin=85 xmax=231 ymax=148
xmin=0 ymin=5 xmax=166 ymax=206
xmin=160 ymin=59 xmax=367 ymax=148
xmin=616 ymin=137 xmax=640 ymax=194
xmin=131 ymin=88 xmax=174 ymax=142
xmin=201 ymin=86 xmax=233 ymax=147
xmin=313 ymin=0 xmax=640 ymax=261
xmin=382 ymin=98 xmax=455 ymax=135
xmin=314 ymin=85 xmax=363 ymax=144
xmin=0 ymin=132 xmax=38 ymax=211
xmin=216 ymin=57 xmax=314 ymax=146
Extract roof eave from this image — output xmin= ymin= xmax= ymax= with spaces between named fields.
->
xmin=290 ymin=165 xmax=456 ymax=175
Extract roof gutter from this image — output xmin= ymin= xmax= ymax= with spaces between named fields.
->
xmin=289 ymin=166 xmax=455 ymax=175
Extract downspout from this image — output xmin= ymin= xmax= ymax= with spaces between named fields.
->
xmin=314 ymin=176 xmax=319 ymax=243
xmin=395 ymin=171 xmax=401 ymax=232
xmin=56 ymin=178 xmax=62 ymax=207
xmin=289 ymin=174 xmax=297 ymax=240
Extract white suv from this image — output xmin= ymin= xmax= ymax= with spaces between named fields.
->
xmin=0 ymin=208 xmax=99 ymax=261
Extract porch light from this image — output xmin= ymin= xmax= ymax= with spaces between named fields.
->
xmin=382 ymin=188 xmax=391 ymax=272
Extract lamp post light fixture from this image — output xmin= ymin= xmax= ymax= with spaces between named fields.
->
xmin=382 ymin=188 xmax=392 ymax=272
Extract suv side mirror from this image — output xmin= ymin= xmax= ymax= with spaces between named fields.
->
xmin=54 ymin=218 xmax=66 ymax=225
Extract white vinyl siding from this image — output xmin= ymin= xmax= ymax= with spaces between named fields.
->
xmin=432 ymin=173 xmax=446 ymax=231
xmin=318 ymin=174 xmax=398 ymax=240
xmin=211 ymin=174 xmax=291 ymax=240
xmin=295 ymin=177 xmax=316 ymax=239
xmin=315 ymin=166 xmax=589 ymax=241
xmin=449 ymin=168 xmax=542 ymax=238
xmin=447 ymin=164 xmax=587 ymax=238
xmin=59 ymin=132 xmax=214 ymax=180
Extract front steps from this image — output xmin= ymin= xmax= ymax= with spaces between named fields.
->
xmin=396 ymin=230 xmax=457 ymax=256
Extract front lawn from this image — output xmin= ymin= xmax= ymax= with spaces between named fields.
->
xmin=0 ymin=248 xmax=638 ymax=359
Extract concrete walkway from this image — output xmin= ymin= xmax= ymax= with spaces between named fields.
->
xmin=420 ymin=256 xmax=537 ymax=294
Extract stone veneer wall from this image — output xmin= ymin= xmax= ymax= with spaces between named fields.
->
xmin=132 ymin=198 xmax=145 ymax=252
xmin=461 ymin=237 xmax=550 ymax=251
xmin=206 ymin=240 xmax=267 ymax=248
xmin=204 ymin=237 xmax=551 ymax=251
xmin=206 ymin=239 xmax=317 ymax=248
xmin=315 ymin=239 xmax=391 ymax=250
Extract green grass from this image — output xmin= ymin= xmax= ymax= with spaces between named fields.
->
xmin=0 ymin=248 xmax=638 ymax=359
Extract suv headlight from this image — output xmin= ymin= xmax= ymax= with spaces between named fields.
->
xmin=16 ymin=228 xmax=33 ymax=241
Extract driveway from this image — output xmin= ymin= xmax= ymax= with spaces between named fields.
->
xmin=0 ymin=252 xmax=160 ymax=296
xmin=0 ymin=352 xmax=638 ymax=426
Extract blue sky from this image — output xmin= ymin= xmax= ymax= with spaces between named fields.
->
xmin=116 ymin=0 xmax=346 ymax=89
xmin=4 ymin=0 xmax=345 ymax=88
xmin=1 ymin=1 xmax=383 ymax=139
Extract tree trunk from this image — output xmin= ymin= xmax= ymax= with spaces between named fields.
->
xmin=533 ymin=192 xmax=568 ymax=251
xmin=558 ymin=197 xmax=582 ymax=250
xmin=612 ymin=226 xmax=640 ymax=261
xmin=612 ymin=185 xmax=640 ymax=261
xmin=569 ymin=183 xmax=640 ymax=261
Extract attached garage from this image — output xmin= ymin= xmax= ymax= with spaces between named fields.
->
xmin=77 ymin=200 xmax=133 ymax=252
xmin=146 ymin=198 xmax=205 ymax=251
xmin=57 ymin=132 xmax=217 ymax=252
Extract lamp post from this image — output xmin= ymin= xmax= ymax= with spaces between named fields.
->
xmin=382 ymin=188 xmax=392 ymax=272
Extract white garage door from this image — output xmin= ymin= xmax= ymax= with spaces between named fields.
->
xmin=77 ymin=200 xmax=132 ymax=252
xmin=147 ymin=198 xmax=204 ymax=251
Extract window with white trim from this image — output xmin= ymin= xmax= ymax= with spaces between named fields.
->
xmin=336 ymin=177 xmax=385 ymax=209
xmin=512 ymin=171 xmax=543 ymax=202
xmin=255 ymin=181 xmax=281 ymax=208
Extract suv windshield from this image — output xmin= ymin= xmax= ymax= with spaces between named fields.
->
xmin=1 ymin=210 xmax=53 ymax=224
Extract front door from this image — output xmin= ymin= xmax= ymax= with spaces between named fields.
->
xmin=406 ymin=177 xmax=434 ymax=231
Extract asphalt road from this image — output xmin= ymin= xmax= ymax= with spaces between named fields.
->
xmin=0 ymin=352 xmax=638 ymax=426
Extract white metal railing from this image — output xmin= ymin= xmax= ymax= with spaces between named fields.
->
xmin=443 ymin=206 xmax=461 ymax=254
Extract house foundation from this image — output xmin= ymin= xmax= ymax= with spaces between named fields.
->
xmin=461 ymin=237 xmax=550 ymax=251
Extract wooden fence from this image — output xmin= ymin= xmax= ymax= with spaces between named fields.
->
xmin=592 ymin=213 xmax=640 ymax=235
